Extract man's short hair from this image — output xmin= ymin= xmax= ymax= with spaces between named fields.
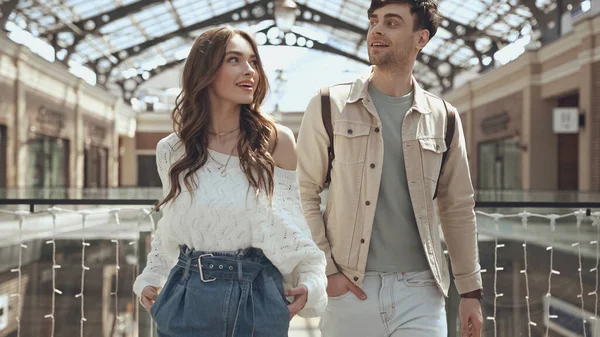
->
xmin=368 ymin=0 xmax=442 ymax=39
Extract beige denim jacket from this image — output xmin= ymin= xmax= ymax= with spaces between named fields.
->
xmin=296 ymin=72 xmax=482 ymax=296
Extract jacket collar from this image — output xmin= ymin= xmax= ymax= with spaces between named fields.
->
xmin=346 ymin=69 xmax=431 ymax=115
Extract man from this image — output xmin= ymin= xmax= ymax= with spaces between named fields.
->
xmin=296 ymin=1 xmax=483 ymax=336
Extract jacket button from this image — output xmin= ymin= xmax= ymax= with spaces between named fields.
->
xmin=370 ymin=163 xmax=375 ymax=168
xmin=354 ymin=277 xmax=359 ymax=281
xmin=361 ymin=239 xmax=365 ymax=243
xmin=374 ymin=127 xmax=380 ymax=133
xmin=347 ymin=129 xmax=353 ymax=134
xmin=365 ymin=201 xmax=371 ymax=206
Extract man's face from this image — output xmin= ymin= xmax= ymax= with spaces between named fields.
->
xmin=367 ymin=3 xmax=427 ymax=69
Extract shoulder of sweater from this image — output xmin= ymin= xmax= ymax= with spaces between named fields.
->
xmin=157 ymin=133 xmax=184 ymax=157
xmin=158 ymin=133 xmax=181 ymax=149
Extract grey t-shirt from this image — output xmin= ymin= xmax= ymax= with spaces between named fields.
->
xmin=365 ymin=83 xmax=429 ymax=273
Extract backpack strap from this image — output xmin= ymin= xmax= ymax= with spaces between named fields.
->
xmin=433 ymin=100 xmax=456 ymax=200
xmin=320 ymin=87 xmax=334 ymax=184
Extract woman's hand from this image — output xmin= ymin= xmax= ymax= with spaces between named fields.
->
xmin=140 ymin=286 xmax=160 ymax=312
xmin=286 ymin=285 xmax=308 ymax=318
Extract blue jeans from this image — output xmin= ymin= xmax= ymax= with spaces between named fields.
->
xmin=320 ymin=270 xmax=447 ymax=337
xmin=150 ymin=246 xmax=290 ymax=337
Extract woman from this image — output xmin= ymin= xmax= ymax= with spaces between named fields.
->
xmin=133 ymin=26 xmax=327 ymax=337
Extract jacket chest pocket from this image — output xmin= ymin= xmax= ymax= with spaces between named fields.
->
xmin=418 ymin=138 xmax=446 ymax=182
xmin=333 ymin=121 xmax=371 ymax=164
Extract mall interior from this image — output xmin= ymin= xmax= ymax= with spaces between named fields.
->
xmin=1 ymin=0 xmax=600 ymax=336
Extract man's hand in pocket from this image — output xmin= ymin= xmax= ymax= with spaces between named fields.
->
xmin=326 ymin=273 xmax=366 ymax=300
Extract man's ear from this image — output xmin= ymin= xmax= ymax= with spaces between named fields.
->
xmin=416 ymin=29 xmax=430 ymax=50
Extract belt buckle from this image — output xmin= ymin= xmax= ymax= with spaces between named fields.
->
xmin=198 ymin=254 xmax=216 ymax=282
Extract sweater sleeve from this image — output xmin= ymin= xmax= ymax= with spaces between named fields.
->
xmin=251 ymin=169 xmax=328 ymax=318
xmin=132 ymin=137 xmax=181 ymax=297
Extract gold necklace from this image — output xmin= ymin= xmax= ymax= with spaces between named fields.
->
xmin=208 ymin=127 xmax=239 ymax=137
xmin=208 ymin=128 xmax=240 ymax=148
xmin=207 ymin=147 xmax=236 ymax=177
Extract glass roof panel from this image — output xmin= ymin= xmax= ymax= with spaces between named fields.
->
xmin=111 ymin=20 xmax=142 ymax=37
xmin=8 ymin=0 xmax=584 ymax=93
xmin=98 ymin=16 xmax=135 ymax=35
xmin=71 ymin=0 xmax=116 ymax=19
xmin=139 ymin=12 xmax=178 ymax=38
xmin=119 ymin=37 xmax=188 ymax=72
xmin=132 ymin=3 xmax=167 ymax=22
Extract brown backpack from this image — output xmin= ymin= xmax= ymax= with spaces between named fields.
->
xmin=320 ymin=87 xmax=455 ymax=200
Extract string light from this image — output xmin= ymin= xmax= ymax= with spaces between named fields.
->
xmin=575 ymin=210 xmax=587 ymax=336
xmin=110 ymin=209 xmax=122 ymax=330
xmin=6 ymin=210 xmax=29 ymax=337
xmin=476 ymin=210 xmax=588 ymax=337
xmin=43 ymin=208 xmax=63 ymax=337
xmin=2 ymin=206 xmax=154 ymax=337
xmin=2 ymin=203 xmax=594 ymax=336
xmin=519 ymin=211 xmax=535 ymax=336
xmin=590 ymin=213 xmax=600 ymax=324
xmin=545 ymin=215 xmax=559 ymax=337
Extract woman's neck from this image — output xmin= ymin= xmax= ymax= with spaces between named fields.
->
xmin=210 ymin=110 xmax=240 ymax=134
xmin=207 ymin=103 xmax=241 ymax=149
xmin=208 ymin=94 xmax=242 ymax=134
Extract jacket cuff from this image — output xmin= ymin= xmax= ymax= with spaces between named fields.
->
xmin=325 ymin=257 xmax=339 ymax=276
xmin=454 ymin=272 xmax=483 ymax=294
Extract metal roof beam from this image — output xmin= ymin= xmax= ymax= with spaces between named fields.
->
xmin=116 ymin=24 xmax=371 ymax=99
xmin=294 ymin=2 xmax=366 ymax=35
xmin=441 ymin=16 xmax=509 ymax=46
xmin=257 ymin=25 xmax=370 ymax=65
xmin=294 ymin=3 xmax=477 ymax=81
xmin=0 ymin=0 xmax=19 ymax=31
xmin=166 ymin=0 xmax=184 ymax=30
xmin=116 ymin=58 xmax=185 ymax=101
xmin=103 ymin=1 xmax=459 ymax=89
xmin=519 ymin=0 xmax=580 ymax=43
xmin=44 ymin=0 xmax=165 ymax=66
xmin=44 ymin=0 xmax=164 ymax=34
xmin=116 ymin=24 xmax=453 ymax=101
xmin=439 ymin=5 xmax=512 ymax=72
xmin=90 ymin=0 xmax=273 ymax=84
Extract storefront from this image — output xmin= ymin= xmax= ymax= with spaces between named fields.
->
xmin=470 ymin=92 xmax=524 ymax=191
xmin=0 ymin=76 xmax=14 ymax=189
xmin=26 ymin=134 xmax=69 ymax=188
xmin=478 ymin=138 xmax=522 ymax=190
xmin=83 ymin=120 xmax=112 ymax=188
xmin=24 ymin=88 xmax=75 ymax=188
xmin=84 ymin=145 xmax=108 ymax=188
xmin=137 ymin=154 xmax=161 ymax=187
xmin=135 ymin=132 xmax=169 ymax=187
xmin=0 ymin=125 xmax=6 ymax=188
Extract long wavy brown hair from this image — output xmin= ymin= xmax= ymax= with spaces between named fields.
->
xmin=158 ymin=26 xmax=277 ymax=208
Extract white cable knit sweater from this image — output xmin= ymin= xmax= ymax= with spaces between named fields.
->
xmin=133 ymin=133 xmax=327 ymax=317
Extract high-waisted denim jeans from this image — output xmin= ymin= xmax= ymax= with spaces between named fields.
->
xmin=150 ymin=246 xmax=289 ymax=337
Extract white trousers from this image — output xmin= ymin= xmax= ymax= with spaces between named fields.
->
xmin=320 ymin=270 xmax=447 ymax=337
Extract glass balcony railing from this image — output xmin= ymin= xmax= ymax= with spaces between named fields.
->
xmin=0 ymin=189 xmax=598 ymax=337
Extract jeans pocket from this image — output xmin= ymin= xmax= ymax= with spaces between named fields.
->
xmin=149 ymin=290 xmax=163 ymax=319
xmin=328 ymin=291 xmax=352 ymax=300
xmin=265 ymin=273 xmax=289 ymax=318
xmin=402 ymin=271 xmax=437 ymax=288
xmin=149 ymin=301 xmax=158 ymax=317
xmin=403 ymin=278 xmax=437 ymax=287
xmin=150 ymin=267 xmax=183 ymax=320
